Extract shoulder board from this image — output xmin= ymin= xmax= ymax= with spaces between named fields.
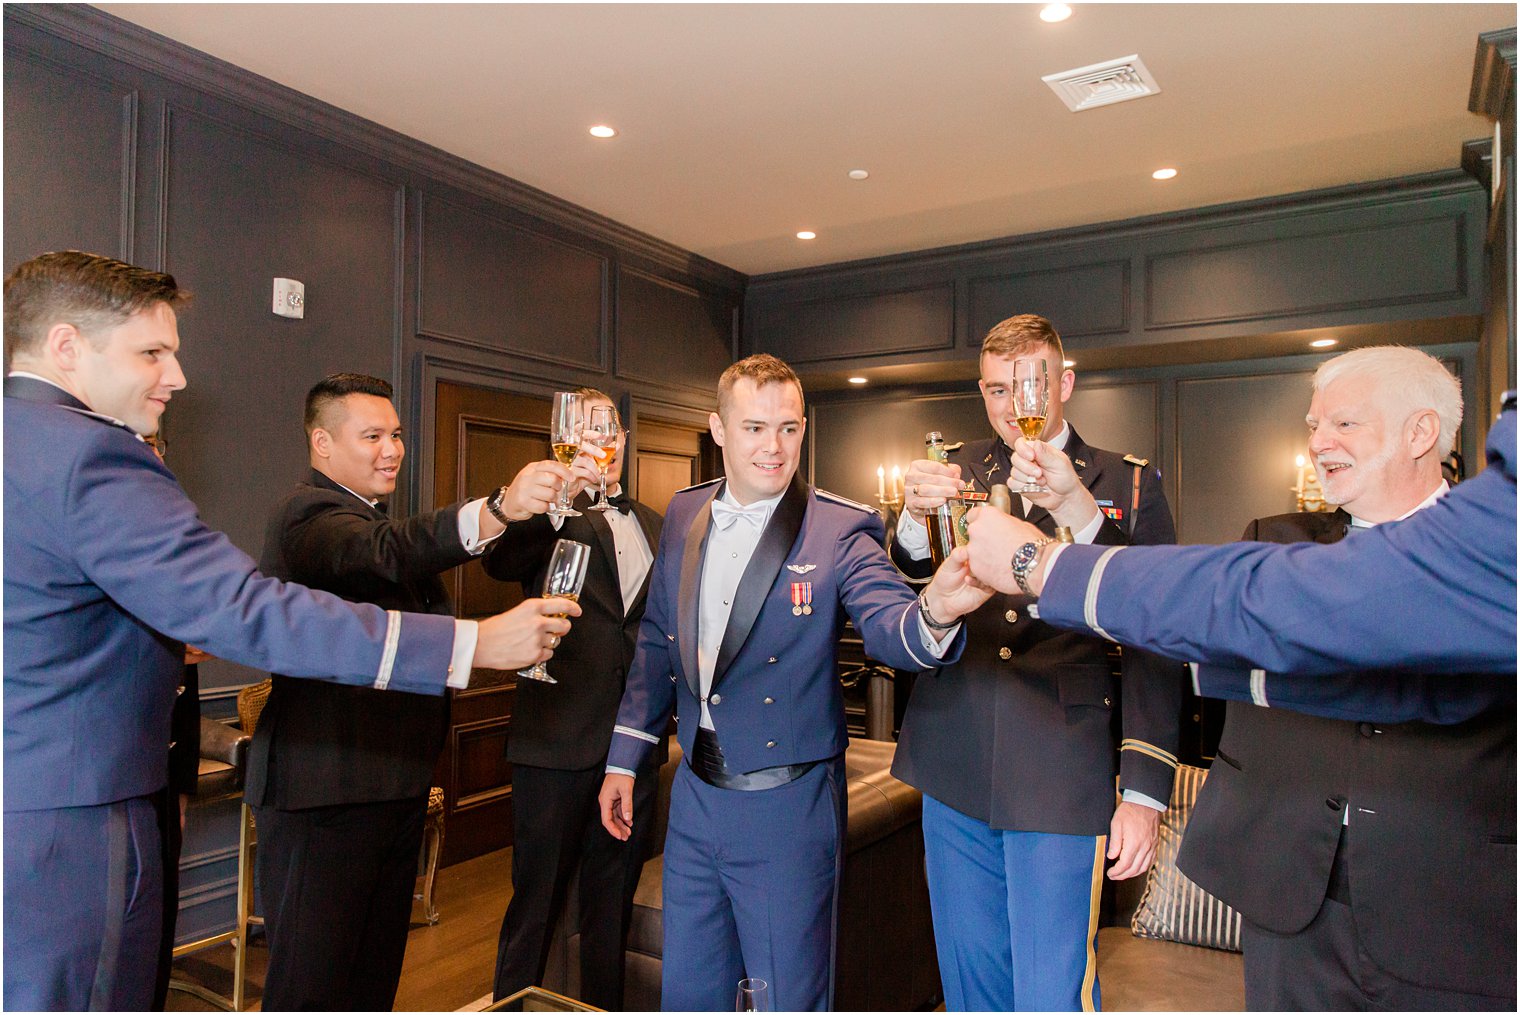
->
xmin=943 ymin=441 xmax=965 ymax=452
xmin=1123 ymin=454 xmax=1150 ymax=468
xmin=815 ymin=489 xmax=879 ymax=515
xmin=675 ymin=477 xmax=723 ymax=493
xmin=59 ymin=404 xmax=141 ymax=437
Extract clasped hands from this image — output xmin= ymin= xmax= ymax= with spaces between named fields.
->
xmin=906 ymin=437 xmax=1102 ymax=598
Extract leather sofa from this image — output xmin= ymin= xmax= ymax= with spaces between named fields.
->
xmin=542 ymin=736 xmax=941 ymax=1010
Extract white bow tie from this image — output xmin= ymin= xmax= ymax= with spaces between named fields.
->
xmin=711 ymin=499 xmax=768 ymax=531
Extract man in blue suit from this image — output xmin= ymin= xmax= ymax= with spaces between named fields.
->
xmin=962 ymin=394 xmax=1516 ymax=676
xmin=2 ymin=251 xmax=577 ymax=1011
xmin=598 ymin=354 xmax=990 ymax=1011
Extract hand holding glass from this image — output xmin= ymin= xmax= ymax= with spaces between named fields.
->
xmin=548 ymin=392 xmax=584 ymax=518
xmin=1012 ymin=358 xmax=1050 ymax=493
xmin=517 ymin=539 xmax=591 ymax=684
xmin=583 ymin=405 xmax=619 ymax=513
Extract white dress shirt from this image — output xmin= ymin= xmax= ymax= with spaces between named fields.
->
xmin=550 ymin=485 xmax=654 ymax=612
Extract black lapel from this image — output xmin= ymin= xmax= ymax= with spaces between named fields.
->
xmin=712 ymin=475 xmax=808 ymax=691
xmin=582 ymin=505 xmax=625 ymax=617
xmin=677 ymin=486 xmax=720 ymax=699
xmin=309 ymin=468 xmax=385 ymax=518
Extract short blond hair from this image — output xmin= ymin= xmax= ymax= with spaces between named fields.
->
xmin=980 ymin=313 xmax=1065 ymax=363
xmin=717 ymin=354 xmax=803 ymax=419
xmin=574 ymin=386 xmax=620 ymax=427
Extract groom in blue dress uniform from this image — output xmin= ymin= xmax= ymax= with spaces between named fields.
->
xmin=598 ymin=354 xmax=991 ymax=1011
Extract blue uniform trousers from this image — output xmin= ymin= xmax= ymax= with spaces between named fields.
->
xmin=4 ymin=796 xmax=163 ymax=1011
xmin=660 ymin=756 xmax=845 ymax=1012
xmin=922 ymin=795 xmax=1107 ymax=1012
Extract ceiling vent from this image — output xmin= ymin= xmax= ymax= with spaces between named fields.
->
xmin=1042 ymin=54 xmax=1160 ymax=112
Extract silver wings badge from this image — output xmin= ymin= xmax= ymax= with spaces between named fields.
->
xmin=786 ymin=564 xmax=817 ymax=574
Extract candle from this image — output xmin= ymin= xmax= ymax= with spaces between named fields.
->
xmin=1295 ymin=455 xmax=1306 ymax=495
xmin=891 ymin=465 xmax=902 ymax=501
xmin=877 ymin=465 xmax=885 ymax=501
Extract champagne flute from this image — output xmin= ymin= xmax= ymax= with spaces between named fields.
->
xmin=735 ymin=978 xmax=770 ymax=1012
xmin=517 ymin=539 xmax=591 ymax=684
xmin=583 ymin=405 xmax=619 ymax=513
xmin=1012 ymin=358 xmax=1050 ymax=494
xmin=548 ymin=391 xmax=584 ymax=518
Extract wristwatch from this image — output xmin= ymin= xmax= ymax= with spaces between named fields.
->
xmin=485 ymin=485 xmax=512 ymax=526
xmin=1011 ymin=537 xmax=1057 ymax=596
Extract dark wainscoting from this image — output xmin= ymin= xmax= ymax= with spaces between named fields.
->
xmin=747 ymin=172 xmax=1488 ymax=370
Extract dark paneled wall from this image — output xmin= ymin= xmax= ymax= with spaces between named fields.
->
xmin=748 ymin=174 xmax=1487 ymax=371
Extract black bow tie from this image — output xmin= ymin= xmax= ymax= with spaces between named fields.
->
xmin=607 ymin=491 xmax=632 ymax=514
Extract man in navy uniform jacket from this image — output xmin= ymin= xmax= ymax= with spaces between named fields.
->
xmin=598 ymin=354 xmax=990 ymax=1011
xmin=2 ymin=251 xmax=577 ymax=1011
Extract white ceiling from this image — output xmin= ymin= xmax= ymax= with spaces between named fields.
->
xmin=99 ymin=3 xmax=1507 ymax=276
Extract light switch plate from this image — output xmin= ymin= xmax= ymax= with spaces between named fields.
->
xmin=272 ymin=277 xmax=305 ymax=319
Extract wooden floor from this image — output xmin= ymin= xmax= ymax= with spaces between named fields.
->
xmin=167 ymin=846 xmax=515 ymax=1012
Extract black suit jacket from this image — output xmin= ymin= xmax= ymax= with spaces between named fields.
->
xmin=246 ymin=469 xmax=473 ymax=809
xmin=168 ymin=664 xmax=201 ymax=797
xmin=889 ymin=428 xmax=1182 ymax=835
xmin=1178 ymin=510 xmax=1516 ymax=996
xmin=482 ymin=492 xmax=664 ymax=771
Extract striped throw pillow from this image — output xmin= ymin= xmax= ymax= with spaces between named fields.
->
xmin=1130 ymin=763 xmax=1242 ymax=952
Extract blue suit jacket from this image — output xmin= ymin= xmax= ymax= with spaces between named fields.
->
xmin=1039 ymin=406 xmax=1517 ymax=675
xmin=3 ymin=377 xmax=457 ymax=812
xmin=608 ymin=476 xmax=964 ymax=776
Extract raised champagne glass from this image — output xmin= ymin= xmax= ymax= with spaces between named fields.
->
xmin=1012 ymin=358 xmax=1049 ymax=493
xmin=517 ymin=538 xmax=591 ymax=684
xmin=583 ymin=404 xmax=619 ymax=512
xmin=735 ymin=978 xmax=770 ymax=1012
xmin=547 ymin=391 xmax=584 ymax=518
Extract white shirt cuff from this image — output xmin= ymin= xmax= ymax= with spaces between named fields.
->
xmin=1071 ymin=510 xmax=1104 ymax=544
xmin=605 ymin=765 xmax=637 ymax=778
xmin=1121 ymin=789 xmax=1167 ymax=812
xmin=915 ymin=611 xmax=959 ymax=656
xmin=458 ymin=498 xmax=502 ymax=554
xmin=448 ymin=620 xmax=478 ymax=689
xmin=549 ymin=513 xmax=565 ymax=531
xmin=895 ymin=510 xmax=931 ymax=559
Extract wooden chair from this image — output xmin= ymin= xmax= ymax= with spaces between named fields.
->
xmin=416 ymin=786 xmax=447 ymax=924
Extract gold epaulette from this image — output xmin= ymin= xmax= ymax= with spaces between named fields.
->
xmin=1123 ymin=454 xmax=1149 ymax=468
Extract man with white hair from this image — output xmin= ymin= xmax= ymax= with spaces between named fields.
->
xmin=1146 ymin=347 xmax=1512 ymax=1009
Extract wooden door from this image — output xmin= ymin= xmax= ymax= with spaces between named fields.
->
xmin=433 ymin=380 xmax=551 ymax=866
xmin=630 ymin=414 xmax=720 ymax=514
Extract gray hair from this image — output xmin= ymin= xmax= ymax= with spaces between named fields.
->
xmin=1313 ymin=346 xmax=1462 ymax=457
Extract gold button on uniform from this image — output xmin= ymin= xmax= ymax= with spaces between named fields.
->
xmin=768 ymin=657 xmax=778 ymax=664
xmin=1004 ymin=610 xmax=1018 ymax=623
xmin=766 ymin=740 xmax=776 ymax=748
xmin=1103 ymin=696 xmax=1112 ymax=707
xmin=710 ymin=693 xmax=721 ymax=705
xmin=998 ymin=647 xmax=1012 ymax=660
xmin=764 ymin=697 xmax=774 ymax=705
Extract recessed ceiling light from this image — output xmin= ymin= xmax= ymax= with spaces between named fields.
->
xmin=1063 ymin=360 xmax=1076 ymax=368
xmin=1152 ymin=167 xmax=1178 ymax=180
xmin=588 ymin=125 xmax=617 ymax=139
xmin=1310 ymin=338 xmax=1338 ymax=348
xmin=796 ymin=231 xmax=817 ymax=240
xmin=1040 ymin=3 xmax=1073 ymax=23
xmin=848 ymin=376 xmax=868 ymax=385
xmin=848 ymin=169 xmax=870 ymax=181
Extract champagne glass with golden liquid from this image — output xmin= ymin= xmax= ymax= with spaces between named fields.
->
xmin=583 ymin=405 xmax=619 ymax=513
xmin=518 ymin=538 xmax=591 ymax=684
xmin=547 ymin=391 xmax=584 ymax=518
xmin=1013 ymin=358 xmax=1049 ymax=493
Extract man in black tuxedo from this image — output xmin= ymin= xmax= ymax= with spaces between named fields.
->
xmin=487 ymin=388 xmax=664 ymax=1010
xmin=1176 ymin=347 xmax=1515 ymax=1010
xmin=249 ymin=373 xmax=578 ymax=1011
